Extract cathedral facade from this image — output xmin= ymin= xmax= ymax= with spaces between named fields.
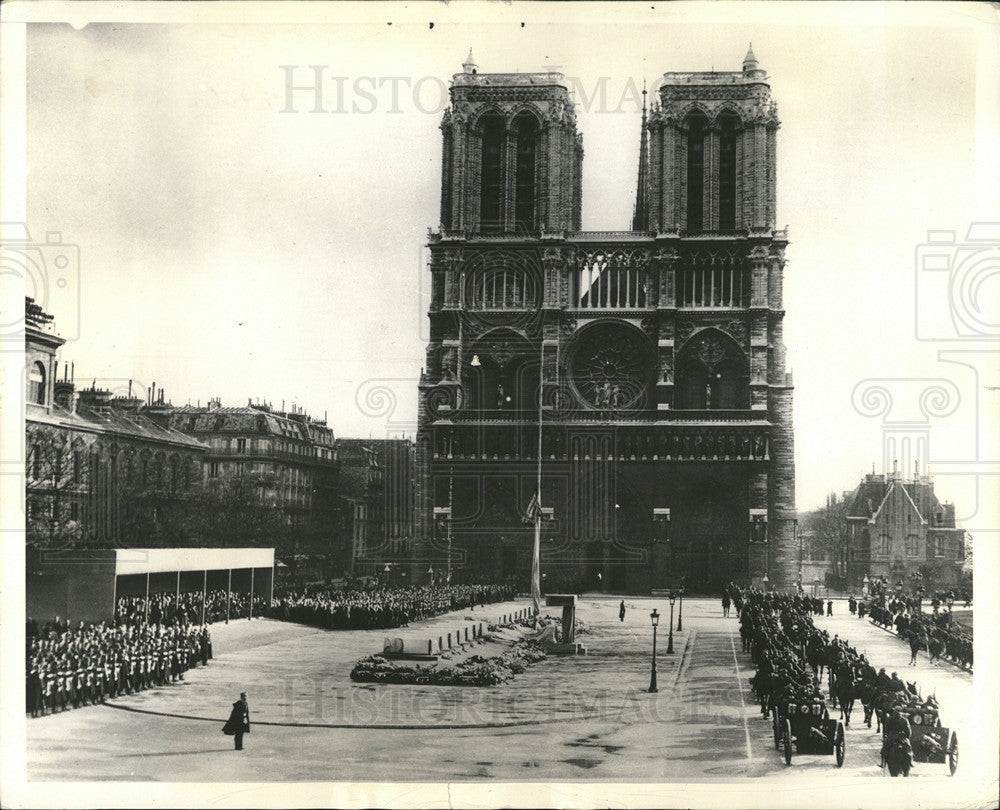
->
xmin=414 ymin=48 xmax=795 ymax=593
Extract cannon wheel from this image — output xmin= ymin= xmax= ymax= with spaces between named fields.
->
xmin=835 ymin=721 xmax=846 ymax=767
xmin=948 ymin=731 xmax=958 ymax=775
xmin=783 ymin=719 xmax=793 ymax=766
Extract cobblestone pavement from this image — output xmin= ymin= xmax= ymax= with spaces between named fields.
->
xmin=22 ymin=597 xmax=994 ymax=808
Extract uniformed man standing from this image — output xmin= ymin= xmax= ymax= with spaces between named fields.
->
xmin=223 ymin=691 xmax=251 ymax=751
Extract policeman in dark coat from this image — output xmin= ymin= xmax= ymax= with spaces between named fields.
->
xmin=223 ymin=691 xmax=251 ymax=750
xmin=619 ymin=600 xmax=626 ymax=622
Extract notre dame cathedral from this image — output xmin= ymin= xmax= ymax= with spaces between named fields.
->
xmin=414 ymin=47 xmax=795 ymax=593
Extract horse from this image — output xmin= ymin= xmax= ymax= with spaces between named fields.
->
xmin=805 ymin=641 xmax=827 ymax=682
xmin=834 ymin=667 xmax=857 ymax=726
xmin=859 ymin=678 xmax=881 ymax=728
xmin=871 ymin=689 xmax=899 ymax=734
xmin=928 ymin=635 xmax=944 ymax=665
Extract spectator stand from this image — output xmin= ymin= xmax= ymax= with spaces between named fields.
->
xmin=27 ymin=547 xmax=275 ymax=625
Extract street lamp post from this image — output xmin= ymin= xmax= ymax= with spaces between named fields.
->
xmin=427 ymin=565 xmax=434 ymax=586
xmin=667 ymin=592 xmax=676 ymax=654
xmin=648 ymin=609 xmax=660 ymax=693
xmin=762 ymin=573 xmax=769 ymax=593
xmin=676 ymin=586 xmax=684 ymax=632
xmin=795 ymin=518 xmax=801 ymax=589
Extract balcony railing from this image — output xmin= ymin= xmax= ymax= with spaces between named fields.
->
xmin=446 ymin=408 xmax=764 ymax=424
xmin=431 ymin=421 xmax=771 ymax=462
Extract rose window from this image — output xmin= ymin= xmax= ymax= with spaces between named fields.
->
xmin=570 ymin=324 xmax=653 ymax=411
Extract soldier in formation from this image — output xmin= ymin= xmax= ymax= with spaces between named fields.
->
xmin=26 ymin=618 xmax=211 ymax=718
xmin=726 ymin=583 xmax=954 ymax=771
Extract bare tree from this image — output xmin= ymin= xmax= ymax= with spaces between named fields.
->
xmin=802 ymin=492 xmax=850 ymax=579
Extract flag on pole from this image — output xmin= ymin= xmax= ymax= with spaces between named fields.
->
xmin=531 ymin=513 xmax=542 ymax=618
xmin=523 ymin=491 xmax=542 ymax=617
xmin=522 ymin=491 xmax=542 ymax=526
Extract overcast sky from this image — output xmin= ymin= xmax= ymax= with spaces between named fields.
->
xmin=20 ymin=3 xmax=1000 ymax=519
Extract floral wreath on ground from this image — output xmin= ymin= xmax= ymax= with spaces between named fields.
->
xmin=350 ymin=640 xmax=548 ymax=687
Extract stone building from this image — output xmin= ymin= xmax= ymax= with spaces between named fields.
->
xmin=25 ymin=299 xmax=207 ymax=548
xmin=158 ymin=401 xmax=342 ymax=562
xmin=414 ymin=48 xmax=795 ymax=592
xmin=845 ymin=468 xmax=967 ymax=589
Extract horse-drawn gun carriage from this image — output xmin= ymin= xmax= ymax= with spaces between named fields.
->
xmin=773 ymin=697 xmax=846 ymax=767
xmin=880 ymin=703 xmax=958 ymax=776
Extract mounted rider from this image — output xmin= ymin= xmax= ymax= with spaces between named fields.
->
xmin=881 ymin=705 xmax=913 ymax=762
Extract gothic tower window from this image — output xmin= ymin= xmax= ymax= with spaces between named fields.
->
xmin=718 ymin=112 xmax=740 ymax=231
xmin=465 ymin=261 xmax=536 ymax=310
xmin=678 ymin=250 xmax=748 ymax=308
xmin=675 ymin=330 xmax=749 ymax=409
xmin=685 ymin=112 xmax=708 ymax=232
xmin=512 ymin=112 xmax=539 ymax=232
xmin=573 ymin=250 xmax=648 ymax=309
xmin=466 ymin=330 xmax=539 ymax=416
xmin=479 ymin=115 xmax=505 ymax=233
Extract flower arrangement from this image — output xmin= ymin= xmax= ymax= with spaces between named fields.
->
xmin=349 ymin=641 xmax=547 ymax=687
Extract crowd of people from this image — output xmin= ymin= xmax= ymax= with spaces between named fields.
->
xmin=270 ymin=582 xmax=517 ymax=631
xmin=28 ymin=579 xmax=520 ymax=716
xmin=728 ymin=584 xmax=954 ymax=770
xmin=26 ymin=616 xmax=212 ymax=718
xmin=115 ymin=589 xmax=268 ymax=627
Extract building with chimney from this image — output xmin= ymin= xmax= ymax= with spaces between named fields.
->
xmin=845 ymin=465 xmax=967 ymax=590
xmin=156 ymin=401 xmax=343 ymax=566
xmin=24 ymin=298 xmax=207 ymax=548
xmin=414 ymin=48 xmax=794 ymax=592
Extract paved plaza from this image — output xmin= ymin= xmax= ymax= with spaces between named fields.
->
xmin=23 ymin=597 xmax=992 ymax=806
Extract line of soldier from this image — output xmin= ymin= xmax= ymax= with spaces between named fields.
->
xmin=727 ymin=585 xmax=947 ymax=764
xmin=865 ymin=596 xmax=972 ymax=670
xmin=26 ymin=619 xmax=212 ymax=718
xmin=734 ymin=588 xmax=828 ymax=720
xmin=270 ymin=582 xmax=518 ymax=631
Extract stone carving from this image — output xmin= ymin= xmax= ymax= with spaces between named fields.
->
xmin=489 ymin=348 xmax=516 ymax=369
xmin=694 ymin=334 xmax=727 ymax=372
xmin=676 ymin=319 xmax=748 ymax=348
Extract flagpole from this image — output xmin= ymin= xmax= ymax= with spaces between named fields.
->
xmin=447 ymin=466 xmax=453 ymax=585
xmin=532 ymin=339 xmax=544 ymax=620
